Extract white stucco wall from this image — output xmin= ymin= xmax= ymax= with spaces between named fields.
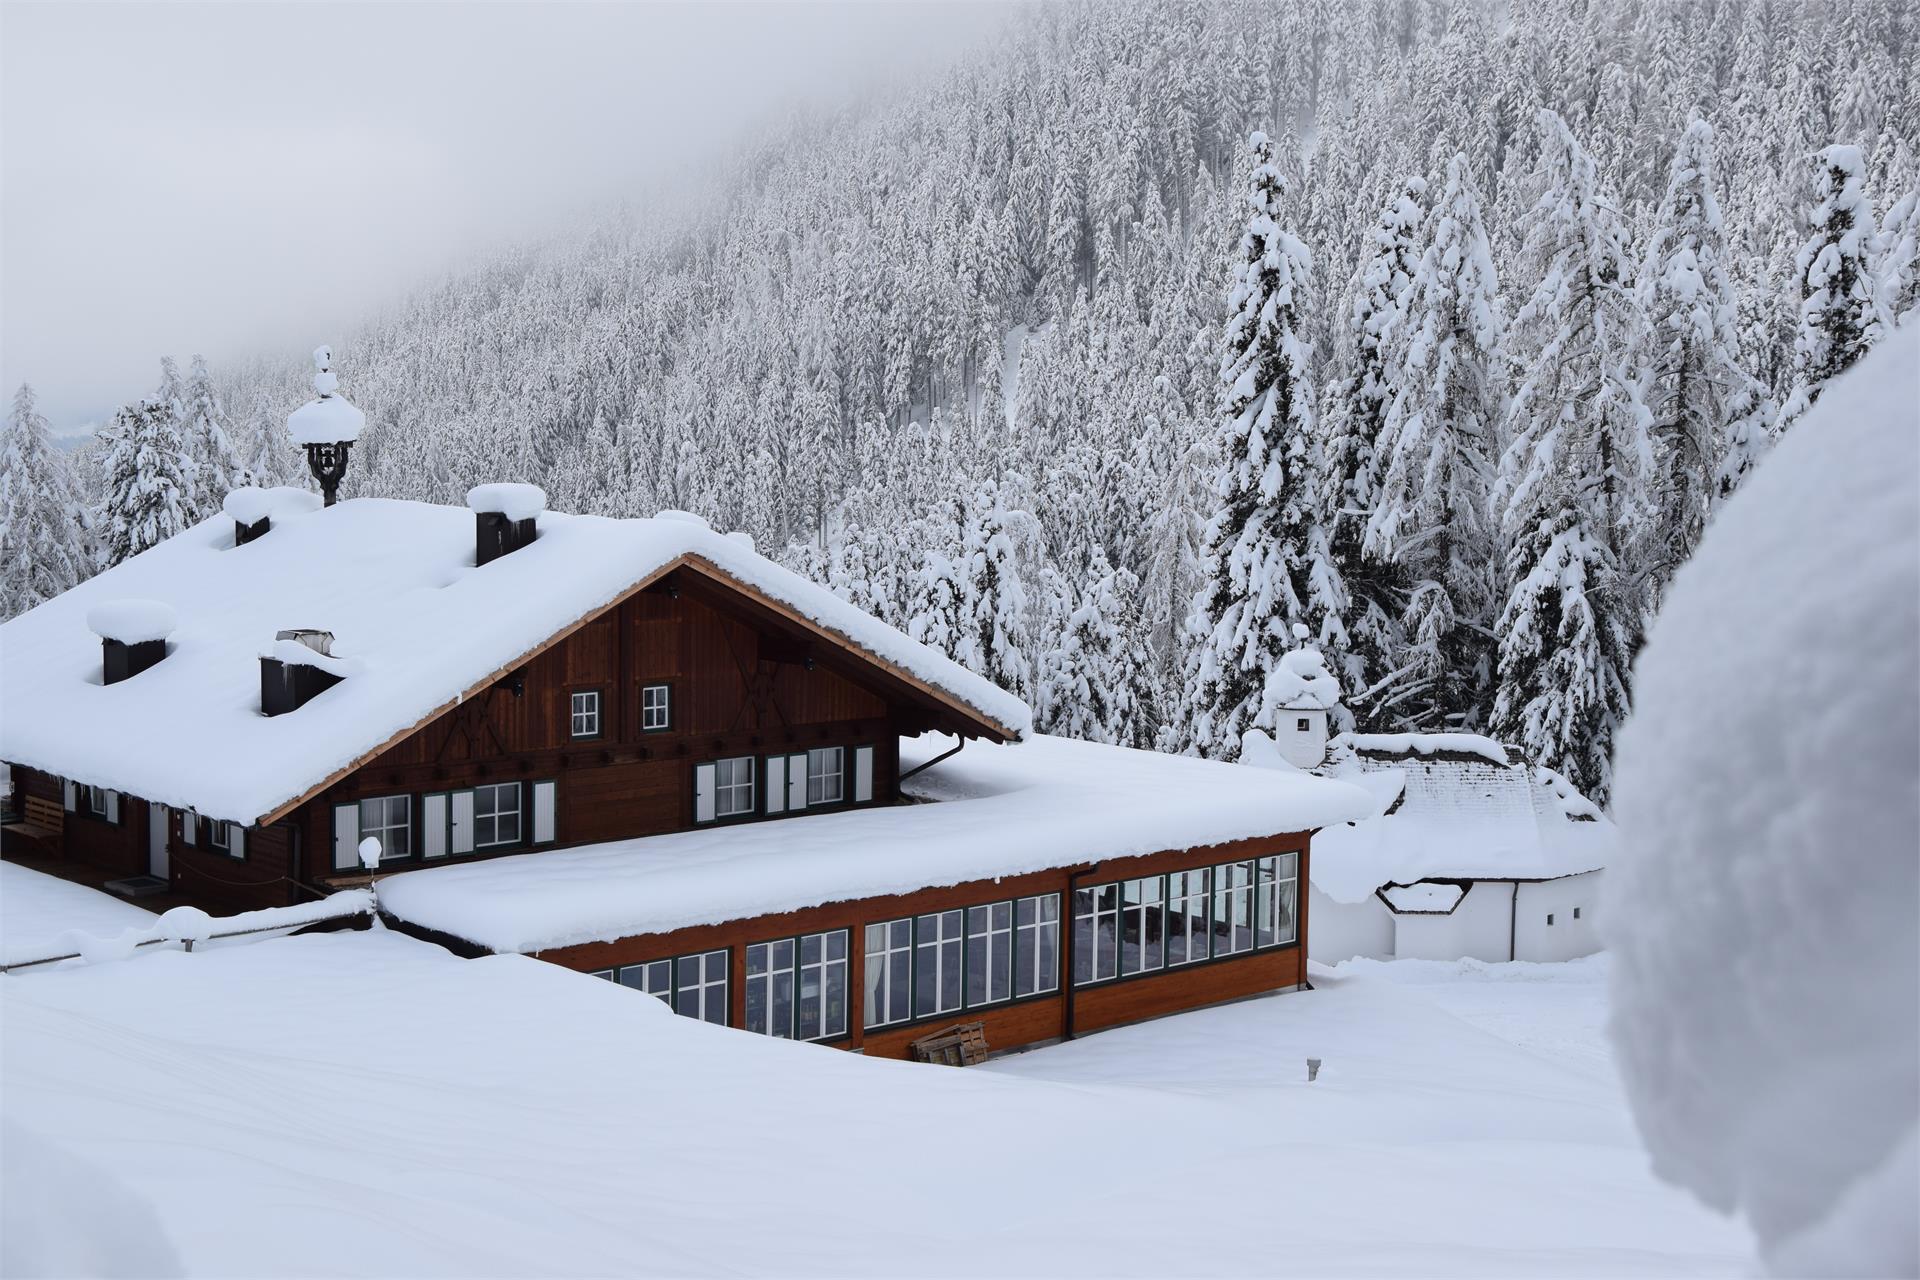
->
xmin=1391 ymin=881 xmax=1517 ymax=962
xmin=1307 ymin=885 xmax=1393 ymax=963
xmin=1511 ymin=871 xmax=1604 ymax=962
xmin=1276 ymin=708 xmax=1328 ymax=769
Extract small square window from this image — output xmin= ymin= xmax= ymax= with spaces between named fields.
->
xmin=714 ymin=756 xmax=755 ymax=817
xmin=1296 ymin=717 xmax=1311 ymax=733
xmin=806 ymin=746 xmax=843 ymax=805
xmin=642 ymin=684 xmax=672 ymax=732
xmin=570 ymin=690 xmax=601 ymax=739
xmin=473 ymin=782 xmax=521 ymax=848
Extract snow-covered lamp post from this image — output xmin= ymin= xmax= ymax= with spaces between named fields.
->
xmin=287 ymin=345 xmax=365 ymax=507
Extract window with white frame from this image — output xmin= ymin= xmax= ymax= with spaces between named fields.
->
xmin=965 ymin=901 xmax=1013 ymax=1007
xmin=805 ymin=746 xmax=844 ymax=805
xmin=83 ymin=786 xmax=111 ymax=818
xmin=1252 ymin=853 xmax=1298 ymax=947
xmin=1072 ymin=882 xmax=1121 ymax=986
xmin=864 ymin=918 xmax=913 ymax=1028
xmin=208 ymin=819 xmax=231 ymax=852
xmin=1013 ymin=894 xmax=1060 ymax=997
xmin=570 ymin=690 xmax=602 ymax=739
xmin=714 ymin=756 xmax=755 ymax=818
xmin=747 ymin=930 xmax=848 ymax=1041
xmin=617 ymin=959 xmax=673 ymax=1005
xmin=1121 ymin=876 xmax=1165 ymax=975
xmin=1166 ymin=868 xmax=1211 ymax=965
xmin=473 ymin=782 xmax=520 ymax=848
xmin=796 ymin=929 xmax=848 ymax=1041
xmin=745 ymin=938 xmax=796 ymax=1038
xmin=641 ymin=683 xmax=671 ymax=731
xmin=674 ymin=950 xmax=729 ymax=1024
xmin=914 ymin=909 xmax=964 ymax=1018
xmin=359 ymin=794 xmax=412 ymax=861
xmin=1212 ymin=860 xmax=1255 ymax=956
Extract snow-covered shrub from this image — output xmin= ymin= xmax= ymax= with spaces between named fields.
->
xmin=1605 ymin=326 xmax=1918 ymax=1275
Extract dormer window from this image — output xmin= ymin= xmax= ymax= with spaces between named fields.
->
xmin=570 ymin=690 xmax=602 ymax=739
xmin=642 ymin=683 xmax=672 ymax=732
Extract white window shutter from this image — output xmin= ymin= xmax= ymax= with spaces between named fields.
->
xmin=450 ymin=791 xmax=475 ymax=854
xmin=694 ymin=763 xmax=716 ymax=823
xmin=788 ymin=753 xmax=809 ymax=811
xmin=181 ymin=810 xmax=198 ymax=846
xmin=229 ymin=825 xmax=246 ymax=860
xmin=422 ymin=793 xmax=448 ymax=858
xmin=62 ymin=779 xmax=76 ymax=811
xmin=853 ymin=746 xmax=874 ymax=804
xmin=332 ymin=803 xmax=359 ymax=870
xmin=532 ymin=780 xmax=556 ymax=844
xmin=104 ymin=791 xmax=121 ymax=824
xmin=764 ymin=757 xmax=786 ymax=814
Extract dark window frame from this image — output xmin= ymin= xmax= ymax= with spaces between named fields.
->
xmin=746 ymin=928 xmax=850 ymax=1043
xmin=1071 ymin=853 xmax=1302 ymax=993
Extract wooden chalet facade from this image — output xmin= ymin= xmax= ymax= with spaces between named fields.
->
xmin=2 ymin=487 xmax=1362 ymax=1061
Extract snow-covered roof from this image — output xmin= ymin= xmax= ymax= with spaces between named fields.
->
xmin=1280 ymin=735 xmax=1616 ymax=903
xmin=376 ymin=732 xmax=1374 ymax=953
xmin=0 ymin=498 xmax=1032 ymax=824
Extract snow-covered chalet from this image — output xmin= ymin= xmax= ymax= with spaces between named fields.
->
xmin=0 ymin=355 xmax=1372 ymax=1059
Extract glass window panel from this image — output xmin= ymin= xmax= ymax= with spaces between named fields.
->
xmin=806 ymin=747 xmax=844 ymax=805
xmin=642 ymin=684 xmax=671 ymax=730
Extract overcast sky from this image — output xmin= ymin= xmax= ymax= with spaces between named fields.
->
xmin=1 ymin=1 xmax=1013 ymax=432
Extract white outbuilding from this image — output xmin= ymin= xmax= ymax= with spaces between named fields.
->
xmin=1241 ymin=636 xmax=1616 ymax=964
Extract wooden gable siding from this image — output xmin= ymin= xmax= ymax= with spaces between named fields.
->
xmin=278 ymin=568 xmax=913 ymax=906
xmin=351 ymin=573 xmax=891 ymax=773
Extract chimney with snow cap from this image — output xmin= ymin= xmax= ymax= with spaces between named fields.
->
xmin=88 ymin=599 xmax=177 ymax=684
xmin=468 ymin=483 xmax=545 ymax=566
xmin=260 ymin=629 xmax=349 ymax=716
xmin=224 ymin=486 xmax=275 ymax=544
xmin=287 ymin=345 xmax=365 ymax=507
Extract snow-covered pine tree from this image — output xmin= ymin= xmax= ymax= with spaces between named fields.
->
xmin=1365 ymin=153 xmax=1504 ymax=732
xmin=1179 ymin=130 xmax=1337 ymax=760
xmin=1638 ymin=119 xmax=1767 ymax=586
xmin=1777 ymin=145 xmax=1883 ymax=428
xmin=100 ymin=395 xmax=194 ymax=567
xmin=907 ymin=495 xmax=967 ymax=663
xmin=1878 ymin=183 xmax=1920 ymax=330
xmin=1492 ymin=111 xmax=1647 ymax=802
xmin=1044 ymin=546 xmax=1156 ymax=746
xmin=179 ymin=354 xmax=240 ymax=513
xmin=1321 ymin=174 xmax=1424 ymax=716
xmin=956 ymin=477 xmax=1034 ymax=701
xmin=0 ymin=384 xmax=89 ymax=618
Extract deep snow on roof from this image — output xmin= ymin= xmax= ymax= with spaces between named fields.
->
xmin=1304 ymin=740 xmax=1616 ymax=903
xmin=0 ymin=498 xmax=1031 ymax=823
xmin=375 ymin=732 xmax=1374 ymax=953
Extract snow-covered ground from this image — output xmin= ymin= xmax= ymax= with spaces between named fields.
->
xmin=0 ymin=861 xmax=156 ymax=964
xmin=1 ymin=928 xmax=1747 ymax=1277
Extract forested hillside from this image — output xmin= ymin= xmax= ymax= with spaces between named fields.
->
xmin=15 ymin=0 xmax=1917 ymax=800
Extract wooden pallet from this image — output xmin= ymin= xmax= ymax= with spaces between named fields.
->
xmin=908 ymin=1021 xmax=989 ymax=1067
